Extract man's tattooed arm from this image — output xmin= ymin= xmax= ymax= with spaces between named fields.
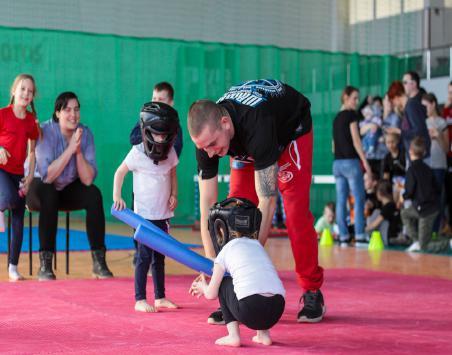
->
xmin=255 ymin=162 xmax=278 ymax=245
xmin=255 ymin=163 xmax=279 ymax=198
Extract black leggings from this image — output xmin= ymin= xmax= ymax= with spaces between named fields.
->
xmin=27 ymin=178 xmax=106 ymax=252
xmin=218 ymin=276 xmax=285 ymax=330
xmin=134 ymin=219 xmax=168 ymax=301
xmin=0 ymin=169 xmax=25 ymax=265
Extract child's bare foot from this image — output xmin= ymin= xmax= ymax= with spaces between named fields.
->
xmin=215 ymin=335 xmax=241 ymax=347
xmin=134 ymin=300 xmax=156 ymax=313
xmin=154 ymin=298 xmax=178 ymax=309
xmin=252 ymin=330 xmax=272 ymax=345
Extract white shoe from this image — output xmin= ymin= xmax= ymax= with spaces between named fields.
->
xmin=0 ymin=211 xmax=5 ymax=232
xmin=8 ymin=264 xmax=25 ymax=282
xmin=406 ymin=241 xmax=420 ymax=252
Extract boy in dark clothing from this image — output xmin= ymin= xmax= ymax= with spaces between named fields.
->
xmin=365 ymin=180 xmax=402 ymax=246
xmin=364 ymin=172 xmax=380 ymax=217
xmin=401 ymin=137 xmax=451 ymax=253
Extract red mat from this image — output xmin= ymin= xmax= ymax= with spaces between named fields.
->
xmin=1 ymin=269 xmax=452 ymax=354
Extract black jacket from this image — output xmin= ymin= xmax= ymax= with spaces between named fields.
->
xmin=403 ymin=159 xmax=439 ymax=216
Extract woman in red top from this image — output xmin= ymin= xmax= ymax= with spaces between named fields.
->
xmin=0 ymin=74 xmax=39 ymax=281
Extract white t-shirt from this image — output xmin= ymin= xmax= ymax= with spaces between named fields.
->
xmin=124 ymin=143 xmax=178 ymax=220
xmin=215 ymin=238 xmax=286 ymax=300
xmin=426 ymin=116 xmax=447 ymax=169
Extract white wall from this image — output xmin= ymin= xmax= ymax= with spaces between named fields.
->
xmin=0 ymin=0 xmax=450 ymax=55
xmin=0 ymin=0 xmax=339 ymax=51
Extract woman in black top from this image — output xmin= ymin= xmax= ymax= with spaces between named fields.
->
xmin=332 ymin=86 xmax=372 ymax=245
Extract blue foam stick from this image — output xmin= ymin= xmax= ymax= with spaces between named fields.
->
xmin=111 ymin=207 xmax=183 ymax=246
xmin=134 ymin=224 xmax=213 ymax=275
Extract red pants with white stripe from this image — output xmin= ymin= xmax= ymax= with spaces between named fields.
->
xmin=228 ymin=130 xmax=324 ymax=291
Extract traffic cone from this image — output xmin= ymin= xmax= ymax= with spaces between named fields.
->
xmin=368 ymin=230 xmax=384 ymax=251
xmin=319 ymin=228 xmax=334 ymax=247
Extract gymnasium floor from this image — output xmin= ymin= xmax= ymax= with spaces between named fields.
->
xmin=1 ymin=220 xmax=452 ymax=353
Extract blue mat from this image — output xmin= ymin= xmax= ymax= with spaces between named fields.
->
xmin=0 ymin=227 xmax=201 ymax=253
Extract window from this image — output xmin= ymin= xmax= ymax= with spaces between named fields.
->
xmin=376 ymin=0 xmax=402 ymax=19
xmin=349 ymin=0 xmax=374 ymax=24
xmin=403 ymin=0 xmax=424 ymax=13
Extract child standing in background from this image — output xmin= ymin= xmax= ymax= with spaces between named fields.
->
xmin=401 ymin=137 xmax=451 ymax=253
xmin=0 ymin=74 xmax=39 ymax=281
xmin=113 ymin=102 xmax=179 ymax=312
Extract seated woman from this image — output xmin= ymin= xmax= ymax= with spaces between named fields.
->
xmin=27 ymin=92 xmax=113 ymax=280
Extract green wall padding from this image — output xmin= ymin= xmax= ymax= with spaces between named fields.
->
xmin=0 ymin=26 xmax=412 ymax=223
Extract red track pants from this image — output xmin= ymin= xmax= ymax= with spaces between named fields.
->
xmin=228 ymin=130 xmax=324 ymax=291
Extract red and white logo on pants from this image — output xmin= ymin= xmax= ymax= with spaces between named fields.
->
xmin=278 ymin=162 xmax=293 ymax=183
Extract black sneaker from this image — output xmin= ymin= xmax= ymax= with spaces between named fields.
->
xmin=207 ymin=308 xmax=225 ymax=325
xmin=297 ymin=290 xmax=326 ymax=323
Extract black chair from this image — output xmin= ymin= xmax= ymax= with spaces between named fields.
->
xmin=26 ymin=196 xmax=77 ymax=275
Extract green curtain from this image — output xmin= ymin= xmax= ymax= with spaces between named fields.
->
xmin=0 ymin=26 xmax=412 ymax=223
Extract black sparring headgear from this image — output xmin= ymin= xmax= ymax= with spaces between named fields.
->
xmin=140 ymin=102 xmax=179 ymax=164
xmin=208 ymin=197 xmax=262 ymax=255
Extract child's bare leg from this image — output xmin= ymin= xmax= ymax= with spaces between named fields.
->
xmin=135 ymin=300 xmax=156 ymax=313
xmin=154 ymin=298 xmax=178 ymax=309
xmin=215 ymin=321 xmax=241 ymax=347
xmin=252 ymin=330 xmax=272 ymax=346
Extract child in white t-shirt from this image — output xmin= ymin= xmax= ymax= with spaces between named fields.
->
xmin=113 ymin=102 xmax=180 ymax=313
xmin=190 ymin=198 xmax=285 ymax=347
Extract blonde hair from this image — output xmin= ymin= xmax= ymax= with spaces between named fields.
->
xmin=9 ymin=74 xmax=37 ymax=117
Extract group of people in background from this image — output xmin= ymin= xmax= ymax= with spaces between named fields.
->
xmin=325 ymin=71 xmax=452 ymax=254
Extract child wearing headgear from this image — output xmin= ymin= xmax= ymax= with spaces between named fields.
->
xmin=113 ymin=102 xmax=179 ymax=312
xmin=189 ymin=198 xmax=285 ymax=347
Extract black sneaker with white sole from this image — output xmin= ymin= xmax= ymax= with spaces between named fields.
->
xmin=207 ymin=307 xmax=225 ymax=325
xmin=297 ymin=290 xmax=326 ymax=323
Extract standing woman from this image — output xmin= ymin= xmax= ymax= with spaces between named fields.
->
xmin=387 ymin=80 xmax=430 ymax=162
xmin=422 ymin=93 xmax=449 ymax=233
xmin=0 ymin=74 xmax=40 ymax=281
xmin=333 ymin=86 xmax=372 ymax=245
xmin=28 ymin=92 xmax=113 ymax=280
